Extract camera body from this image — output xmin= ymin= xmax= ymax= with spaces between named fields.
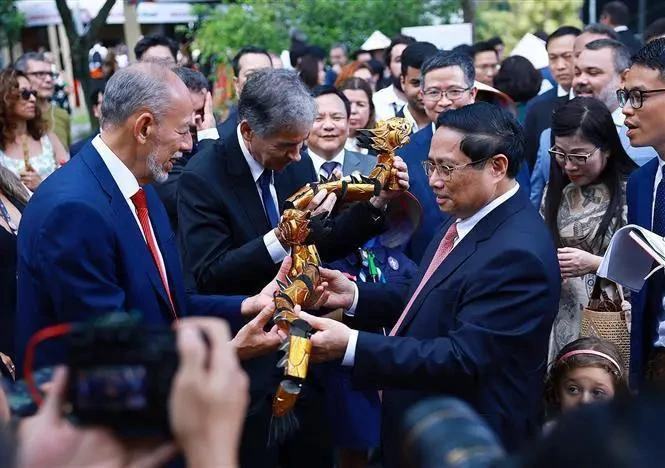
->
xmin=65 ymin=313 xmax=178 ymax=437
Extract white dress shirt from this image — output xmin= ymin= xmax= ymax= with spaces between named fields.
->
xmin=308 ymin=147 xmax=345 ymax=179
xmin=92 ymin=135 xmax=167 ymax=276
xmin=345 ymin=137 xmax=368 ymax=155
xmin=373 ymin=84 xmax=406 ymax=121
xmin=401 ymin=105 xmax=422 ymax=133
xmin=236 ymin=125 xmax=289 ymax=263
xmin=341 ymin=182 xmax=521 ymax=366
xmin=557 ymin=84 xmax=568 ymax=98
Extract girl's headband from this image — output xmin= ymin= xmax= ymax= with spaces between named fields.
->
xmin=557 ymin=349 xmax=622 ymax=374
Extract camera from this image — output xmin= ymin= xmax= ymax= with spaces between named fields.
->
xmin=64 ymin=312 xmax=178 ymax=437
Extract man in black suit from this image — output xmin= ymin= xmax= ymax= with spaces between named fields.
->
xmin=177 ymin=68 xmax=409 ymax=467
xmin=522 ymin=26 xmax=580 ymax=171
xmin=217 ymin=46 xmax=273 ymax=143
xmin=600 ymin=1 xmax=643 ymax=54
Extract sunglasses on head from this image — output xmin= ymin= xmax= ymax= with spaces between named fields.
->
xmin=20 ymin=89 xmax=38 ymax=101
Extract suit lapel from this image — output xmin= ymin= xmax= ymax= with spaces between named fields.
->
xmin=636 ymin=158 xmax=658 ymax=229
xmin=343 ymin=150 xmax=362 ymax=175
xmin=395 ymin=190 xmax=528 ymax=335
xmin=225 ymin=136 xmax=272 ymax=235
xmin=80 ymin=149 xmax=174 ymax=319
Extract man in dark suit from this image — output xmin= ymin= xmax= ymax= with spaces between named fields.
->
xmin=393 ymin=42 xmax=438 ymax=134
xmin=397 ymin=51 xmax=477 ymax=263
xmin=177 ymin=68 xmax=409 ymax=467
xmin=522 ymin=26 xmax=580 ymax=171
xmin=217 ymin=46 xmax=273 ymax=143
xmin=15 ymin=63 xmax=280 ymax=372
xmin=299 ymin=102 xmax=561 ymax=465
xmin=600 ymin=1 xmax=643 ymax=54
xmin=620 ymin=39 xmax=665 ymax=388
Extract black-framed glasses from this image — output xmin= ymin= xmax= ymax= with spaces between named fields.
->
xmin=548 ymin=146 xmax=600 ymax=165
xmin=617 ymin=88 xmax=665 ymax=109
xmin=422 ymin=87 xmax=471 ymax=102
xmin=422 ymin=156 xmax=493 ymax=179
xmin=26 ymin=71 xmax=57 ymax=80
xmin=19 ymin=89 xmax=38 ymax=101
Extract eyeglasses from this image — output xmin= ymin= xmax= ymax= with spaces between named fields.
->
xmin=26 ymin=71 xmax=57 ymax=80
xmin=19 ymin=89 xmax=38 ymax=101
xmin=617 ymin=88 xmax=665 ymax=109
xmin=548 ymin=146 xmax=600 ymax=165
xmin=422 ymin=87 xmax=471 ymax=102
xmin=422 ymin=156 xmax=492 ymax=179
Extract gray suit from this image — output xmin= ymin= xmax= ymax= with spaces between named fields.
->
xmin=342 ymin=149 xmax=376 ymax=177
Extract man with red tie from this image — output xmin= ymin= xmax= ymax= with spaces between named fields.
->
xmin=15 ymin=63 xmax=280 ymax=372
xmin=299 ymin=102 xmax=561 ymax=464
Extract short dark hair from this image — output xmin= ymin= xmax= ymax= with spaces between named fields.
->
xmin=546 ymin=26 xmax=582 ymax=49
xmin=493 ymin=56 xmax=542 ymax=103
xmin=583 ymin=23 xmax=620 ymax=41
xmin=134 ymin=34 xmax=178 ymax=62
xmin=600 ymin=1 xmax=629 ymax=25
xmin=645 ymin=18 xmax=665 ymax=43
xmin=311 ymin=85 xmax=351 ymax=118
xmin=421 ymin=51 xmax=475 ymax=88
xmin=172 ymin=66 xmax=208 ymax=93
xmin=400 ymin=42 xmax=438 ymax=76
xmin=471 ymin=41 xmax=498 ymax=58
xmin=384 ymin=34 xmax=416 ymax=65
xmin=631 ymin=38 xmax=665 ymax=82
xmin=486 ymin=36 xmax=504 ymax=48
xmin=231 ymin=46 xmax=271 ymax=77
xmin=451 ymin=44 xmax=473 ymax=58
xmin=585 ymin=39 xmax=632 ymax=74
xmin=436 ymin=102 xmax=524 ymax=178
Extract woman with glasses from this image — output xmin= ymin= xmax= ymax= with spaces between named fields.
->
xmin=0 ymin=69 xmax=68 ymax=191
xmin=542 ymin=97 xmax=637 ymax=361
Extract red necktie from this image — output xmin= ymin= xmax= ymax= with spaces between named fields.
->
xmin=130 ymin=188 xmax=177 ymax=319
xmin=389 ymin=222 xmax=458 ymax=336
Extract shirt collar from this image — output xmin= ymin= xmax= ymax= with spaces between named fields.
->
xmin=401 ymin=105 xmax=422 ymax=133
xmin=614 ymin=25 xmax=628 ymax=32
xmin=611 ymin=107 xmax=626 ymax=127
xmin=92 ymin=134 xmax=140 ymax=199
xmin=236 ymin=124 xmax=266 ymax=183
xmin=556 ymin=84 xmax=568 ymax=97
xmin=308 ymin=147 xmax=345 ymax=176
xmin=455 ymin=182 xmax=520 ymax=242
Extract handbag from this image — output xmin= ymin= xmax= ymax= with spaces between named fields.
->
xmin=580 ymin=277 xmax=631 ymax=372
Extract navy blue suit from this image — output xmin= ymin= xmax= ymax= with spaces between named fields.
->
xmin=15 ymin=142 xmax=245 ymax=371
xmin=627 ymin=156 xmax=661 ymax=388
xmin=217 ymin=104 xmax=238 ymax=143
xmin=345 ymin=189 xmax=560 ymax=463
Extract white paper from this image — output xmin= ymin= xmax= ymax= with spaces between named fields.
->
xmin=510 ymin=33 xmax=548 ymax=70
xmin=597 ymin=224 xmax=665 ymax=291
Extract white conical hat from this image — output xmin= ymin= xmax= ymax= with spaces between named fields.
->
xmin=361 ymin=30 xmax=391 ymax=51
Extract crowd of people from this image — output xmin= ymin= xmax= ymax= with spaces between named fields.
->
xmin=2 ymin=0 xmax=665 ymax=466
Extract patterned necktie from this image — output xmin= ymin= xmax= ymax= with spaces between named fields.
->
xmin=130 ymin=188 xmax=176 ymax=318
xmin=653 ymin=165 xmax=665 ymax=236
xmin=258 ymin=169 xmax=280 ymax=228
xmin=389 ymin=222 xmax=459 ymax=336
xmin=321 ymin=161 xmax=340 ymax=180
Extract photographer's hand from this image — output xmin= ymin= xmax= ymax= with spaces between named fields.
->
xmin=171 ymin=318 xmax=249 ymax=468
xmin=17 ymin=367 xmax=177 ymax=468
xmin=232 ymin=304 xmax=282 ymax=360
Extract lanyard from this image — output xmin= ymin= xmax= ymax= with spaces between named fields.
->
xmin=0 ymin=197 xmax=18 ymax=235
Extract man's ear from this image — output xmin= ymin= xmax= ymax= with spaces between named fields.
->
xmin=134 ymin=112 xmax=154 ymax=144
xmin=490 ymin=153 xmax=509 ymax=179
xmin=239 ymin=120 xmax=253 ymax=142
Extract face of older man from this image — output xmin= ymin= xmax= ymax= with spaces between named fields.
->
xmin=422 ymin=66 xmax=477 ymax=123
xmin=308 ymin=93 xmax=349 ymax=159
xmin=572 ymin=47 xmax=621 ymax=111
xmin=427 ymin=126 xmax=507 ymax=219
xmin=25 ymin=59 xmax=55 ymax=100
xmin=240 ymin=122 xmax=307 ymax=172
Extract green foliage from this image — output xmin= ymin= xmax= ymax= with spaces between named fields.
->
xmin=0 ymin=0 xmax=25 ymax=47
xmin=475 ymin=0 xmax=584 ymax=51
xmin=194 ymin=0 xmax=461 ymax=63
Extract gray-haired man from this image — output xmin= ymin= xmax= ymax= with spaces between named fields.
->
xmin=177 ymin=67 xmax=409 ymax=467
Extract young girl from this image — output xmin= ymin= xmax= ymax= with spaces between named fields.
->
xmin=544 ymin=337 xmax=628 ymax=419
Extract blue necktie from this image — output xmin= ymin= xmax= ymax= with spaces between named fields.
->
xmin=321 ymin=161 xmax=340 ymax=180
xmin=258 ymin=169 xmax=279 ymax=228
xmin=653 ymin=165 xmax=665 ymax=236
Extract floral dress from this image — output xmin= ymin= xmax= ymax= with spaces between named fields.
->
xmin=0 ymin=136 xmax=57 ymax=180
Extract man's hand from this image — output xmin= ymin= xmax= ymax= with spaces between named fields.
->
xmin=17 ymin=367 xmax=177 ymax=468
xmin=371 ymin=156 xmax=410 ymax=209
xmin=305 ymin=188 xmax=338 ymax=217
xmin=171 ymin=318 xmax=248 ymax=468
xmin=557 ymin=247 xmax=601 ymax=278
xmin=297 ymin=310 xmax=352 ymax=363
xmin=310 ymin=267 xmax=356 ymax=310
xmin=194 ymin=91 xmax=216 ymax=131
xmin=231 ymin=304 xmax=282 ymax=360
